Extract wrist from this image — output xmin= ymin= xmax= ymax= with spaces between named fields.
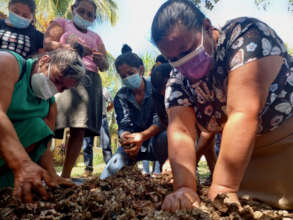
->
xmin=9 ymin=157 xmax=32 ymax=173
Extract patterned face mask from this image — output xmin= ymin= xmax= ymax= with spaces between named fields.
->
xmin=122 ymin=73 xmax=142 ymax=90
xmin=31 ymin=63 xmax=59 ymax=100
xmin=170 ymin=27 xmax=213 ymax=83
xmin=8 ymin=10 xmax=32 ymax=29
xmin=73 ymin=10 xmax=93 ymax=30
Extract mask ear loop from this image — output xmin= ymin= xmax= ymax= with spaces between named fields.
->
xmin=47 ymin=63 xmax=51 ymax=79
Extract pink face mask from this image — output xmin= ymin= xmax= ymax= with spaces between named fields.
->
xmin=170 ymin=27 xmax=213 ymax=84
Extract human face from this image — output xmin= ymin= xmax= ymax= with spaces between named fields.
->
xmin=38 ymin=59 xmax=78 ymax=93
xmin=157 ymin=23 xmax=214 ymax=63
xmin=73 ymin=0 xmax=96 ymax=22
xmin=8 ymin=2 xmax=33 ymax=20
xmin=117 ymin=63 xmax=142 ymax=79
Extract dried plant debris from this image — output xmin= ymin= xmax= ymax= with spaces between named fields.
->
xmin=0 ymin=167 xmax=293 ymax=219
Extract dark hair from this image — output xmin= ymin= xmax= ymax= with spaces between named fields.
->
xmin=151 ymin=63 xmax=172 ymax=127
xmin=73 ymin=0 xmax=97 ymax=14
xmin=9 ymin=0 xmax=36 ymax=14
xmin=151 ymin=0 xmax=205 ymax=45
xmin=155 ymin=54 xmax=168 ymax=64
xmin=115 ymin=44 xmax=144 ymax=71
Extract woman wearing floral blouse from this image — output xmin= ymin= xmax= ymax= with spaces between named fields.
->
xmin=151 ymin=0 xmax=293 ymax=211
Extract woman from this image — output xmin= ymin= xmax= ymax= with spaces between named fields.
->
xmin=44 ymin=0 xmax=109 ymax=178
xmin=0 ymin=48 xmax=85 ymax=203
xmin=151 ymin=63 xmax=217 ymax=182
xmin=0 ymin=0 xmax=44 ymax=58
xmin=151 ymin=0 xmax=293 ymax=211
xmin=100 ymin=45 xmax=168 ymax=179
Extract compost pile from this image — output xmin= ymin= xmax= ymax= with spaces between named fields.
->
xmin=1 ymin=167 xmax=293 ymax=220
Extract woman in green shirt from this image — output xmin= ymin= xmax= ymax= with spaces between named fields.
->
xmin=0 ymin=48 xmax=85 ymax=202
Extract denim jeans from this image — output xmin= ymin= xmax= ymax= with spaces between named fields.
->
xmin=83 ymin=136 xmax=94 ymax=172
xmin=142 ymin=160 xmax=161 ymax=174
xmin=83 ymin=116 xmax=113 ymax=171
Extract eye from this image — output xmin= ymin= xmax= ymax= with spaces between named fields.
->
xmin=87 ymin=12 xmax=94 ymax=19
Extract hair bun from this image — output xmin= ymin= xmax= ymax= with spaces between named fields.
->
xmin=72 ymin=42 xmax=85 ymax=57
xmin=121 ymin=44 xmax=132 ymax=54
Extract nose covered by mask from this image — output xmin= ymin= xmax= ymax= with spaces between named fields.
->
xmin=170 ymin=27 xmax=213 ymax=83
xmin=8 ymin=10 xmax=32 ymax=29
xmin=73 ymin=10 xmax=93 ymax=30
xmin=31 ymin=63 xmax=59 ymax=100
xmin=122 ymin=73 xmax=142 ymax=90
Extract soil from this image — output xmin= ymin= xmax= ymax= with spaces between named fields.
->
xmin=0 ymin=167 xmax=292 ymax=220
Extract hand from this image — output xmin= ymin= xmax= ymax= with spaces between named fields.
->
xmin=208 ymin=184 xmax=241 ymax=207
xmin=51 ymin=175 xmax=75 ymax=187
xmin=162 ymin=187 xmax=200 ymax=212
xmin=92 ymin=50 xmax=106 ymax=67
xmin=123 ymin=132 xmax=144 ymax=157
xmin=13 ymin=160 xmax=56 ymax=203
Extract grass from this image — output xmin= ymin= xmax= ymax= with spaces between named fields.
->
xmin=55 ymin=150 xmax=211 ymax=182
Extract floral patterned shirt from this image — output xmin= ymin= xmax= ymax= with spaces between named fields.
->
xmin=165 ymin=17 xmax=293 ymax=134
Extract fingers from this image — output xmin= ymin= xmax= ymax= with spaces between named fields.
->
xmin=59 ymin=177 xmax=75 ymax=187
xmin=13 ymin=181 xmax=22 ymax=200
xmin=162 ymin=188 xmax=200 ymax=212
xmin=22 ymin=183 xmax=33 ymax=203
xmin=42 ymin=170 xmax=57 ymax=188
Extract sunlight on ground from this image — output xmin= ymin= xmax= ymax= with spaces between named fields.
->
xmin=55 ymin=146 xmax=210 ymax=180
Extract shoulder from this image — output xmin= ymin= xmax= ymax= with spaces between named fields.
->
xmin=114 ymin=87 xmax=129 ymax=101
xmin=0 ymin=19 xmax=5 ymax=27
xmin=0 ymin=51 xmax=21 ymax=81
xmin=88 ymin=30 xmax=103 ymax=42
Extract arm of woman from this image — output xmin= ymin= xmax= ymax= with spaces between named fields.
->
xmin=43 ymin=101 xmax=57 ymax=131
xmin=43 ymin=21 xmax=70 ymax=51
xmin=162 ymin=106 xmax=200 ymax=212
xmin=93 ymin=41 xmax=109 ymax=72
xmin=208 ymin=55 xmax=283 ymax=203
xmin=0 ymin=53 xmax=54 ymax=202
xmin=196 ymin=130 xmax=215 ymax=162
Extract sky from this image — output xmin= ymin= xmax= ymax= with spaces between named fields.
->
xmin=94 ymin=0 xmax=293 ymax=58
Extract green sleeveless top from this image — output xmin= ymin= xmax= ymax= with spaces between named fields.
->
xmin=0 ymin=52 xmax=55 ymax=170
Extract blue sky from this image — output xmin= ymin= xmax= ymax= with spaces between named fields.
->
xmin=94 ymin=0 xmax=293 ymax=58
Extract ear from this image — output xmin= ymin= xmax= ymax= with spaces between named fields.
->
xmin=203 ymin=18 xmax=213 ymax=35
xmin=38 ymin=55 xmax=51 ymax=69
xmin=139 ymin=65 xmax=145 ymax=76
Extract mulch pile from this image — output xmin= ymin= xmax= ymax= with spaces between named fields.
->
xmin=1 ymin=167 xmax=292 ymax=219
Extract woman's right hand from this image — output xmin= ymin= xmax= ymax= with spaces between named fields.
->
xmin=13 ymin=160 xmax=56 ymax=203
xmin=162 ymin=187 xmax=200 ymax=212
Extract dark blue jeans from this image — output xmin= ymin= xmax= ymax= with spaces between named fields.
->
xmin=115 ymin=130 xmax=168 ymax=166
xmin=83 ymin=116 xmax=113 ymax=171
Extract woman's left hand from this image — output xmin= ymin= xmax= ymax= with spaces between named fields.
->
xmin=208 ymin=184 xmax=241 ymax=207
xmin=92 ymin=50 xmax=108 ymax=71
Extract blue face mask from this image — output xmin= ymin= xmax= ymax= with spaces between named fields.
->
xmin=8 ymin=10 xmax=32 ymax=29
xmin=73 ymin=12 xmax=93 ymax=30
xmin=122 ymin=73 xmax=142 ymax=90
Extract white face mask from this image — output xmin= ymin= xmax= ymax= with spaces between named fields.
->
xmin=31 ymin=63 xmax=59 ymax=100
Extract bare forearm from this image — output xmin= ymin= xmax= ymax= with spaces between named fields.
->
xmin=213 ymin=112 xmax=258 ymax=192
xmin=43 ymin=40 xmax=69 ymax=51
xmin=168 ymin=126 xmax=197 ymax=191
xmin=141 ymin=125 xmax=161 ymax=142
xmin=97 ymin=57 xmax=109 ymax=72
xmin=0 ymin=112 xmax=31 ymax=171
xmin=196 ymin=131 xmax=215 ymax=161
